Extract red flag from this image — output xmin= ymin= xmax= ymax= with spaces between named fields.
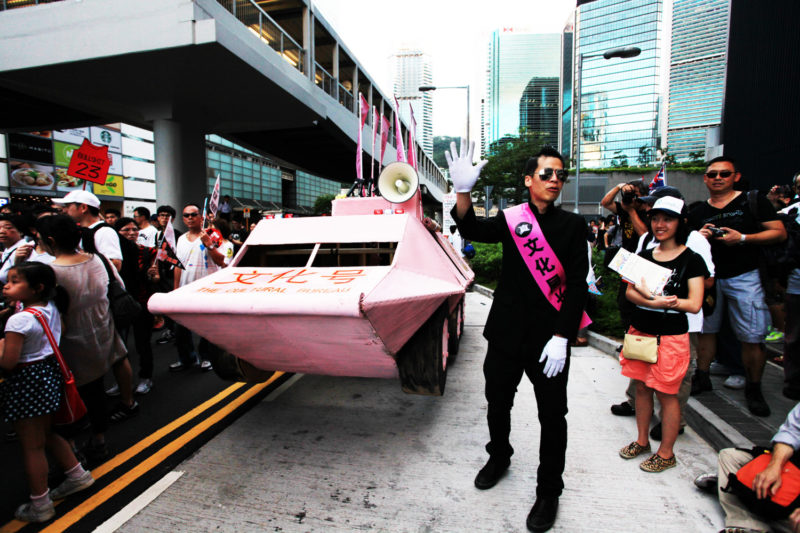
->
xmin=393 ymin=96 xmax=406 ymax=162
xmin=208 ymin=174 xmax=221 ymax=217
xmin=407 ymin=104 xmax=418 ymax=170
xmin=379 ymin=114 xmax=390 ymax=166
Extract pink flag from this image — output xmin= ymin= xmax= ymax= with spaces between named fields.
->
xmin=208 ymin=174 xmax=221 ymax=217
xmin=356 ymin=93 xmax=369 ymax=182
xmin=407 ymin=104 xmax=418 ymax=170
xmin=379 ymin=114 xmax=390 ymax=166
xmin=393 ymin=96 xmax=406 ymax=162
xmin=370 ymin=105 xmax=379 ymax=185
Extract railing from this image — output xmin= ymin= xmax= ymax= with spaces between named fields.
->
xmin=0 ymin=0 xmax=62 ymax=10
xmin=338 ymin=83 xmax=353 ymax=112
xmin=217 ymin=0 xmax=304 ymax=73
xmin=314 ymin=62 xmax=335 ymax=99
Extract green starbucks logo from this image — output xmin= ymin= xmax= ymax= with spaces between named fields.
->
xmin=100 ymin=130 xmax=112 ymax=144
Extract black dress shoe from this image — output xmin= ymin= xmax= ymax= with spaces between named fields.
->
xmin=474 ymin=456 xmax=510 ymax=490
xmin=649 ymin=422 xmax=685 ymax=441
xmin=610 ymin=401 xmax=635 ymax=416
xmin=526 ymin=496 xmax=558 ymax=532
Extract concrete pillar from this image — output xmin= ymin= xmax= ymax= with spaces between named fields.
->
xmin=352 ymin=66 xmax=359 ymax=114
xmin=153 ymin=119 xmax=207 ymax=229
xmin=332 ymin=42 xmax=339 ymax=100
xmin=302 ymin=7 xmax=314 ymax=82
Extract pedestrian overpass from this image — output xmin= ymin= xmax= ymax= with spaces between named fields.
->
xmin=0 ymin=0 xmax=448 ymax=209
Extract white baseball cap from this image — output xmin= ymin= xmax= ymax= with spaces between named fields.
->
xmin=52 ymin=190 xmax=101 ymax=208
xmin=650 ymin=196 xmax=685 ymax=217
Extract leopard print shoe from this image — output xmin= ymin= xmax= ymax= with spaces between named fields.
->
xmin=640 ymin=453 xmax=677 ymax=473
xmin=619 ymin=441 xmax=651 ymax=459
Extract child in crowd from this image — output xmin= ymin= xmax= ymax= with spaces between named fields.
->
xmin=0 ymin=262 xmax=94 ymax=522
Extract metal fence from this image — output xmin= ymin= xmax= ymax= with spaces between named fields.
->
xmin=314 ymin=62 xmax=335 ymax=99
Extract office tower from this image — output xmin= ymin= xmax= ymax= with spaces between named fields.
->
xmin=559 ymin=14 xmax=574 ymax=160
xmin=574 ymin=0 xmax=664 ymax=168
xmin=391 ymin=48 xmax=433 ymax=157
xmin=667 ymin=0 xmax=728 ymax=162
xmin=519 ymin=77 xmax=559 ymax=142
xmin=483 ymin=29 xmax=560 ymax=154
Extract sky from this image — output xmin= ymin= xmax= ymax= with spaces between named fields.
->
xmin=312 ymin=0 xmax=576 ymax=142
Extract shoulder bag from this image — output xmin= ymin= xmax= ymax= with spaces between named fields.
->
xmin=25 ymin=308 xmax=87 ymax=426
xmin=97 ymin=253 xmax=142 ymax=332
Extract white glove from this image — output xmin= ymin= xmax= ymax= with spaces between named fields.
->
xmin=539 ymin=336 xmax=568 ymax=378
xmin=444 ymin=139 xmax=488 ymax=193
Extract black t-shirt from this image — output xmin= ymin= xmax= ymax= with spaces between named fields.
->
xmin=688 ymin=192 xmax=778 ymax=279
xmin=630 ymin=248 xmax=708 ymax=335
xmin=615 ymin=201 xmax=647 ymax=252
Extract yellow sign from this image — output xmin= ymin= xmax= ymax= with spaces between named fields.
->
xmin=93 ymin=174 xmax=124 ymax=197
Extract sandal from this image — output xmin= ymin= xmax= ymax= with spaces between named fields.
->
xmin=619 ymin=441 xmax=651 ymax=459
xmin=640 ymin=453 xmax=677 ymax=472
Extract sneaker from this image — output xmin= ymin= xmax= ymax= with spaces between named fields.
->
xmin=157 ymin=330 xmax=175 ymax=345
xmin=109 ymin=401 xmax=140 ymax=423
xmin=619 ymin=441 xmax=651 ymax=459
xmin=50 ymin=470 xmax=95 ymax=500
xmin=724 ymin=375 xmax=746 ymax=389
xmin=709 ymin=361 xmax=732 ymax=376
xmin=169 ymin=361 xmax=189 ymax=372
xmin=610 ymin=401 xmax=635 ymax=416
xmin=83 ymin=442 xmax=110 ymax=464
xmin=105 ymin=384 xmax=120 ymax=397
xmin=199 ymin=360 xmax=212 ymax=372
xmin=691 ymin=369 xmax=713 ymax=396
xmin=474 ymin=456 xmax=511 ymax=490
xmin=765 ymin=329 xmax=784 ymax=343
xmin=745 ymin=384 xmax=771 ymax=417
xmin=14 ymin=501 xmax=54 ymax=523
xmin=639 ymin=453 xmax=677 ymax=473
xmin=135 ymin=379 xmax=153 ymax=395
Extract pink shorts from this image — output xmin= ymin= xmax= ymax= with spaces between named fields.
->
xmin=619 ymin=326 xmax=690 ymax=395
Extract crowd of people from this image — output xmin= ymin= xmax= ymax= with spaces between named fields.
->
xmin=0 ymin=190 xmax=250 ymax=523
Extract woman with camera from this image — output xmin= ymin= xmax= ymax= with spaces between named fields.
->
xmin=617 ymin=196 xmax=707 ymax=473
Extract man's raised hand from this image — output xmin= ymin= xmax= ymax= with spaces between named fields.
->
xmin=445 ymin=139 xmax=488 ymax=193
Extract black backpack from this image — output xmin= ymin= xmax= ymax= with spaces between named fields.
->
xmin=747 ymin=191 xmax=800 ymax=282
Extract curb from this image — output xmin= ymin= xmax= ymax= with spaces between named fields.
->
xmin=474 ymin=284 xmax=751 ymax=451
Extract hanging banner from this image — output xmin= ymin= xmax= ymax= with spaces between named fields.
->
xmin=393 ymin=96 xmax=405 ymax=162
xmin=379 ymin=114 xmax=390 ymax=166
xmin=407 ymin=104 xmax=418 ymax=170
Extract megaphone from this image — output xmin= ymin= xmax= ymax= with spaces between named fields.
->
xmin=377 ymin=162 xmax=419 ymax=203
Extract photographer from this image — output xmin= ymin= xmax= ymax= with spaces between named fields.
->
xmin=601 ymin=180 xmax=650 ymax=333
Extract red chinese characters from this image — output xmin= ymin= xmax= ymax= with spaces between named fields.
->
xmin=212 ymin=269 xmax=366 ymax=287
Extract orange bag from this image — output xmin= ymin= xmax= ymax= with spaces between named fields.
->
xmin=725 ymin=449 xmax=800 ymax=520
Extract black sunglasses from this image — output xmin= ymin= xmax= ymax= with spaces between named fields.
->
xmin=538 ymin=168 xmax=568 ymax=182
xmin=704 ymin=170 xmax=734 ymax=179
xmin=182 ymin=212 xmax=199 ymax=218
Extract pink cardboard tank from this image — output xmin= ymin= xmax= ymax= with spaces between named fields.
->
xmin=148 ymin=163 xmax=474 ymax=395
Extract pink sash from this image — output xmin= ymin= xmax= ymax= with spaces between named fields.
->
xmin=504 ymin=203 xmax=591 ymax=329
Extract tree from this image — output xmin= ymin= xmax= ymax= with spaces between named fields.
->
xmin=313 ymin=194 xmax=335 ymax=215
xmin=610 ymin=150 xmax=629 ymax=168
xmin=688 ymin=150 xmax=705 ymax=165
xmin=657 ymin=146 xmax=677 ymax=166
xmin=432 ymin=135 xmax=462 ymax=169
xmin=637 ymin=145 xmax=653 ymax=166
xmin=478 ymin=130 xmax=547 ymax=205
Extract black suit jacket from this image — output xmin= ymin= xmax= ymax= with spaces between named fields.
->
xmin=452 ymin=202 xmax=589 ymax=350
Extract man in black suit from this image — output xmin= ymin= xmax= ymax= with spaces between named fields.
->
xmin=449 ymin=141 xmax=588 ymax=532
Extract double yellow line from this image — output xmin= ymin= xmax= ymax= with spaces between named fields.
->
xmin=0 ymin=372 xmax=283 ymax=533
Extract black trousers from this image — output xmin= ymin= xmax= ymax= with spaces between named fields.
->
xmin=785 ymin=294 xmax=800 ymax=394
xmin=175 ymin=324 xmax=211 ymax=366
xmin=483 ymin=340 xmax=571 ymax=498
xmin=132 ymin=310 xmax=155 ymax=379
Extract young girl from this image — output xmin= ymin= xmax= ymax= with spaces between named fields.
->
xmin=0 ymin=262 xmax=94 ymax=522
xmin=618 ymin=196 xmax=706 ymax=472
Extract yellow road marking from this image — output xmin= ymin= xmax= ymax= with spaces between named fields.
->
xmin=0 ymin=374 xmax=281 ymax=533
xmin=41 ymin=375 xmax=280 ymax=532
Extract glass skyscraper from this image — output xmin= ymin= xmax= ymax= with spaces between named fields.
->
xmin=519 ymin=77 xmax=559 ymax=143
xmin=560 ymin=15 xmax=574 ymax=161
xmin=575 ymin=0 xmax=664 ymax=168
xmin=392 ymin=48 xmax=433 ymax=157
xmin=667 ymin=0 xmax=729 ymax=161
xmin=483 ymin=30 xmax=560 ymax=155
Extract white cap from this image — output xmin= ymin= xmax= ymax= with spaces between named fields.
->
xmin=650 ymin=196 xmax=685 ymax=217
xmin=52 ymin=190 xmax=101 ymax=208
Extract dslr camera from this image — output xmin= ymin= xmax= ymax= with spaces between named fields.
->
xmin=709 ymin=226 xmax=727 ymax=238
xmin=621 ymin=190 xmax=636 ymax=204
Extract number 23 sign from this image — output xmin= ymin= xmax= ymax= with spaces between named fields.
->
xmin=66 ymin=139 xmax=111 ymax=185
